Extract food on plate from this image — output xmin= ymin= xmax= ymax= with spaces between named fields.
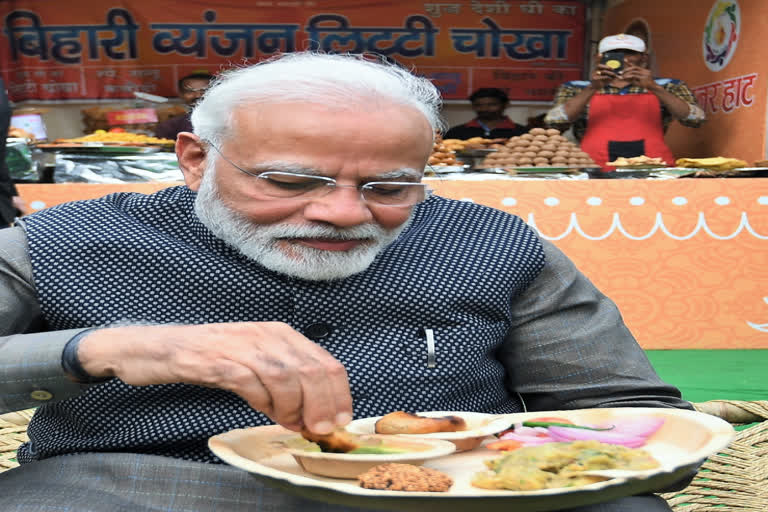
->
xmin=472 ymin=440 xmax=660 ymax=491
xmin=296 ymin=428 xmax=440 ymax=455
xmin=607 ymin=155 xmax=667 ymax=167
xmin=358 ymin=463 xmax=453 ymax=492
xmin=490 ymin=416 xmax=665 ymax=451
xmin=674 ymin=156 xmax=747 ymax=171
xmin=428 ymin=135 xmax=461 ymax=167
xmin=300 ymin=427 xmax=362 ymax=453
xmin=8 ymin=126 xmax=36 ymax=141
xmin=54 ymin=130 xmax=174 ymax=146
xmin=437 ymin=137 xmax=503 ymax=152
xmin=375 ymin=411 xmax=467 ymax=435
xmin=284 ymin=434 xmax=457 ymax=479
xmin=479 ymin=127 xmax=596 ymax=169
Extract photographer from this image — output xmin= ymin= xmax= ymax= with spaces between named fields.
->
xmin=544 ymin=34 xmax=705 ymax=169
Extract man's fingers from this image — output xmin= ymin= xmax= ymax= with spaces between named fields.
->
xmin=323 ymin=361 xmax=353 ymax=428
xmin=297 ymin=358 xmax=350 ymax=434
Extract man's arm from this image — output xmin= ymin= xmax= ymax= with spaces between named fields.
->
xmin=0 ymin=226 xmax=92 ymax=413
xmin=0 ymin=226 xmax=353 ymax=433
xmin=500 ymin=237 xmax=692 ymax=412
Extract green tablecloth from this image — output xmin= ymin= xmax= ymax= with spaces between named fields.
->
xmin=646 ymin=349 xmax=766 ymax=403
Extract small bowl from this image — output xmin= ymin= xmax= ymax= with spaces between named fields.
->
xmin=346 ymin=411 xmax=511 ymax=452
xmin=284 ymin=434 xmax=456 ymax=479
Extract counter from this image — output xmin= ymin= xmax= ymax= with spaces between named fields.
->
xmin=16 ymin=177 xmax=768 ymax=350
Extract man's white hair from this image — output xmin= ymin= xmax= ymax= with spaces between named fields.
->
xmin=191 ymin=52 xmax=444 ymax=146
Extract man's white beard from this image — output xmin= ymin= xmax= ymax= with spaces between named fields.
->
xmin=193 ymin=163 xmax=413 ymax=281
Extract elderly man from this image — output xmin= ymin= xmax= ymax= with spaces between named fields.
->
xmin=0 ymin=53 xmax=689 ymax=511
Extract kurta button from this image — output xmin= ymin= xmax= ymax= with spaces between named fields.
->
xmin=304 ymin=322 xmax=332 ymax=340
xmin=30 ymin=390 xmax=53 ymax=401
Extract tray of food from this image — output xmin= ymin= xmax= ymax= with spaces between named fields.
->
xmin=35 ymin=143 xmax=167 ymax=154
xmin=508 ymin=166 xmax=583 ymax=174
xmin=35 ymin=130 xmax=175 ymax=154
xmin=607 ymin=156 xmax=668 ymax=169
xmin=208 ymin=407 xmax=734 ymax=512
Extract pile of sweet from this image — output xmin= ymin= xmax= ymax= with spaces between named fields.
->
xmin=479 ymin=127 xmax=596 ymax=169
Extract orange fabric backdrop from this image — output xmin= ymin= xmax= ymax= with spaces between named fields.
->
xmin=16 ymin=179 xmax=768 ymax=350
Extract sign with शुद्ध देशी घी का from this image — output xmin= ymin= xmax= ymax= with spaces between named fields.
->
xmin=0 ymin=0 xmax=585 ymax=102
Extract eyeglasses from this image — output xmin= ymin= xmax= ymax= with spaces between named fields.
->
xmin=205 ymin=142 xmax=432 ymax=207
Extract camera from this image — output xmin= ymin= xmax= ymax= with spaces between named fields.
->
xmin=600 ymin=51 xmax=625 ymax=73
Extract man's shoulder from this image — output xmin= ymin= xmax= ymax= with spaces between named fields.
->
xmin=443 ymin=124 xmax=480 ymax=140
xmin=26 ymin=185 xmax=190 ymax=220
xmin=415 ymin=195 xmax=528 ymax=230
xmin=561 ymin=80 xmax=590 ymax=89
xmin=155 ymin=113 xmax=191 ymax=138
xmin=654 ymin=78 xmax=682 ymax=86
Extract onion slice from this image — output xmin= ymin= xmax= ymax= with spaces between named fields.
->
xmin=547 ymin=426 xmax=647 ymax=448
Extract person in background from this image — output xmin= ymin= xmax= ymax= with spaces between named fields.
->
xmin=0 ymin=78 xmax=29 ymax=227
xmin=545 ymin=34 xmax=705 ymax=169
xmin=0 ymin=52 xmax=691 ymax=511
xmin=443 ymin=87 xmax=527 ymax=139
xmin=154 ymin=72 xmax=214 ymax=140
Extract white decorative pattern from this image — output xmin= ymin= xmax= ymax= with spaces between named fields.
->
xmin=747 ymin=297 xmax=768 ymax=332
xmin=526 ymin=212 xmax=768 ymax=241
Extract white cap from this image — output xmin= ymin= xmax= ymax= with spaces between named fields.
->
xmin=598 ymin=34 xmax=646 ymax=54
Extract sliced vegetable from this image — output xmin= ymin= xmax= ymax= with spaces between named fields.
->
xmin=547 ymin=426 xmax=646 ymax=448
xmin=523 ymin=421 xmax=614 ymax=431
xmin=486 ymin=439 xmax=523 ymax=451
xmin=606 ymin=417 xmax=665 ymax=438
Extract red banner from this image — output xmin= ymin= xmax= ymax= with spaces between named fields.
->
xmin=1 ymin=0 xmax=585 ymax=102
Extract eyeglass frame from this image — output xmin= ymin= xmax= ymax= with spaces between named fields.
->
xmin=202 ymin=140 xmax=433 ymax=207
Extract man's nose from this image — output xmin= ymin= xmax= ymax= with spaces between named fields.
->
xmin=303 ymin=186 xmax=374 ymax=227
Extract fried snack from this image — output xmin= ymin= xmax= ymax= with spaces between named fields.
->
xmin=375 ymin=411 xmax=467 ymax=435
xmin=674 ymin=156 xmax=747 ymax=170
xmin=8 ymin=126 xmax=36 ymax=141
xmin=358 ymin=463 xmax=453 ymax=492
xmin=607 ymin=155 xmax=667 ymax=167
xmin=429 ymin=135 xmax=460 ymax=166
xmin=300 ymin=427 xmax=361 ymax=453
xmin=56 ymin=130 xmax=174 ymax=146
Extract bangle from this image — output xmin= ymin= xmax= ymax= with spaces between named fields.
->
xmin=61 ymin=330 xmax=111 ymax=384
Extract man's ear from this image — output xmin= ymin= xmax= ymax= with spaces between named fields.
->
xmin=176 ymin=132 xmax=207 ymax=191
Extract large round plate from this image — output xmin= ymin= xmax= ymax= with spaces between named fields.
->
xmin=208 ymin=407 xmax=734 ymax=512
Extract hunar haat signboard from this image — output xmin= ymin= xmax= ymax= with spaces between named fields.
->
xmin=0 ymin=0 xmax=585 ymax=103
xmin=604 ymin=0 xmax=767 ymax=164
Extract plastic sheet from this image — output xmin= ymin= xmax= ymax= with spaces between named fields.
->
xmin=53 ymin=152 xmax=182 ymax=183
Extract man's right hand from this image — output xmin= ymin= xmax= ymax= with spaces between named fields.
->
xmin=589 ymin=64 xmax=619 ymax=89
xmin=77 ymin=322 xmax=353 ymax=435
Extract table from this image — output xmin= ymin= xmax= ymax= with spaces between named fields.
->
xmin=16 ymin=177 xmax=768 ymax=350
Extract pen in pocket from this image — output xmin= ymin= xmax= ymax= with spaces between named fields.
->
xmin=423 ymin=328 xmax=436 ymax=368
